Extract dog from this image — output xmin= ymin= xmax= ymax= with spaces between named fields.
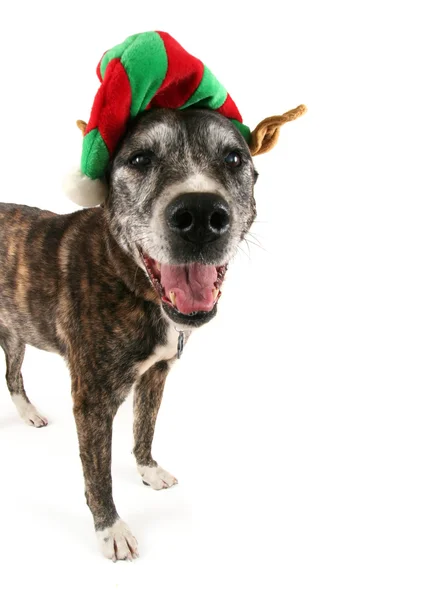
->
xmin=0 ymin=108 xmax=257 ymax=560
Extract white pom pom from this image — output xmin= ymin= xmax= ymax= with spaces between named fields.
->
xmin=63 ymin=168 xmax=108 ymax=207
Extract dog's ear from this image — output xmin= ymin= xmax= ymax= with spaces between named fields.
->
xmin=76 ymin=120 xmax=87 ymax=136
xmin=249 ymin=105 xmax=307 ymax=156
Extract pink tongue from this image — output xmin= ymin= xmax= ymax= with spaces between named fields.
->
xmin=160 ymin=264 xmax=218 ymax=314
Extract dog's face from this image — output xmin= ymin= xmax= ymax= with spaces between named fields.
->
xmin=107 ymin=108 xmax=257 ymax=327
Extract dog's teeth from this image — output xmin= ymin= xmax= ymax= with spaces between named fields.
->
xmin=155 ymin=261 xmax=161 ymax=272
xmin=169 ymin=291 xmax=176 ymax=306
xmin=212 ymin=288 xmax=219 ymax=300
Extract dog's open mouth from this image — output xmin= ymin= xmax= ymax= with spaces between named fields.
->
xmin=141 ymin=252 xmax=227 ymax=321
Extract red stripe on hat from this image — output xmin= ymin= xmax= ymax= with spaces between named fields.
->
xmin=148 ymin=31 xmax=204 ymax=109
xmin=86 ymin=58 xmax=132 ymax=153
xmin=216 ymin=93 xmax=243 ymax=123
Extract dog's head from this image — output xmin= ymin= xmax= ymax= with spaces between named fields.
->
xmin=106 ymin=108 xmax=257 ymax=327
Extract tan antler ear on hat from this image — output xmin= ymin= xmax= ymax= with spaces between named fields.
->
xmin=249 ymin=104 xmax=307 ymax=156
xmin=76 ymin=120 xmax=87 ymax=135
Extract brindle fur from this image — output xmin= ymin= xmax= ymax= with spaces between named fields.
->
xmin=133 ymin=361 xmax=170 ymax=467
xmin=0 ymin=204 xmax=170 ymax=530
xmin=0 ymin=108 xmax=257 ymax=557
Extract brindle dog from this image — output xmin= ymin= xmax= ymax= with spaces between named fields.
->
xmin=0 ymin=108 xmax=257 ymax=560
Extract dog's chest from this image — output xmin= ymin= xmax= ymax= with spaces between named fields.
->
xmin=136 ymin=322 xmax=180 ymax=378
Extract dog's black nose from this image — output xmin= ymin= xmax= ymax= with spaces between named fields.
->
xmin=166 ymin=193 xmax=230 ymax=244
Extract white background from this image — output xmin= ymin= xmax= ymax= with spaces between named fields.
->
xmin=0 ymin=1 xmax=424 ymax=598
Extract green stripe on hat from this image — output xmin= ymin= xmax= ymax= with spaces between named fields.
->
xmin=101 ymin=32 xmax=168 ymax=118
xmin=121 ymin=32 xmax=168 ymax=116
xmin=100 ymin=33 xmax=140 ymax=78
xmin=81 ymin=129 xmax=110 ymax=180
xmin=231 ymin=119 xmax=251 ymax=143
xmin=180 ymin=65 xmax=227 ymax=110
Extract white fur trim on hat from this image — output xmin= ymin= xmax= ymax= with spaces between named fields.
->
xmin=63 ymin=168 xmax=108 ymax=207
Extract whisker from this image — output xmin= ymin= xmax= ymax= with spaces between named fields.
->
xmin=247 ymin=230 xmax=265 ymax=242
xmin=246 ymin=232 xmax=266 ymax=249
xmin=244 ymin=238 xmax=268 ymax=253
xmin=244 ymin=239 xmax=251 ymax=258
xmin=237 ymin=244 xmax=251 ymax=260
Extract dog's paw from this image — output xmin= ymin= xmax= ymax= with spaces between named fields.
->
xmin=138 ymin=464 xmax=178 ymax=490
xmin=22 ymin=406 xmax=48 ymax=428
xmin=97 ymin=519 xmax=139 ymax=562
xmin=13 ymin=396 xmax=48 ymax=428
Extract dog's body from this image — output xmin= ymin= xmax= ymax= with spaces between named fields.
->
xmin=0 ymin=108 xmax=257 ymax=560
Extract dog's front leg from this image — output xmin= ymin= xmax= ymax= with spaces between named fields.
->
xmin=133 ymin=360 xmax=178 ymax=490
xmin=73 ymin=388 xmax=139 ymax=561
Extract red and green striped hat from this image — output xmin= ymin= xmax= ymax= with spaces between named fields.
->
xmin=82 ymin=31 xmax=251 ymax=181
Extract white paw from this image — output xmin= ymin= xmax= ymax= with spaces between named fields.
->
xmin=138 ymin=464 xmax=178 ymax=490
xmin=97 ymin=519 xmax=139 ymax=562
xmin=21 ymin=405 xmax=48 ymax=428
xmin=12 ymin=395 xmax=48 ymax=428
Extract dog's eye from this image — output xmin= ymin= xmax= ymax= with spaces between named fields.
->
xmin=129 ymin=153 xmax=153 ymax=167
xmin=224 ymin=151 xmax=242 ymax=168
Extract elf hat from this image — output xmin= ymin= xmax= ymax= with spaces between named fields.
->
xmin=65 ymin=31 xmax=306 ymax=207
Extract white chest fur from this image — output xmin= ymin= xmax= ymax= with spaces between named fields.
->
xmin=136 ymin=322 xmax=180 ymax=378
